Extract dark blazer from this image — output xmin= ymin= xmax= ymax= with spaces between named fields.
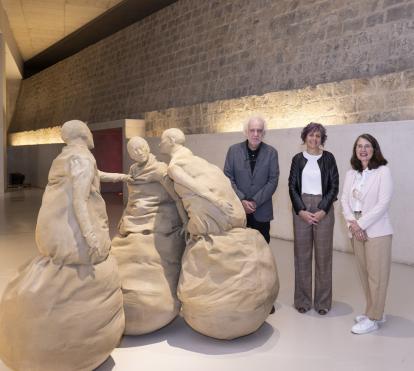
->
xmin=224 ymin=141 xmax=279 ymax=222
xmin=288 ymin=150 xmax=339 ymax=214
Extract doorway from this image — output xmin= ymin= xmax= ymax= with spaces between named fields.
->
xmin=91 ymin=127 xmax=123 ymax=194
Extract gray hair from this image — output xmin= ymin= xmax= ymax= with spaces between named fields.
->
xmin=243 ymin=116 xmax=267 ymax=136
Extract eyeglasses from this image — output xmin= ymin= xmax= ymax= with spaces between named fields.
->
xmin=356 ymin=144 xmax=373 ymax=150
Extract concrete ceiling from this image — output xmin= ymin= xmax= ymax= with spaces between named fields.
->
xmin=1 ymin=0 xmax=124 ymax=61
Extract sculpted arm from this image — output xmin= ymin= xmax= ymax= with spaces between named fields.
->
xmin=70 ymin=157 xmax=105 ymax=256
xmin=168 ymin=164 xmax=232 ymax=214
xmin=99 ymin=170 xmax=131 ymax=183
xmin=160 ymin=173 xmax=189 ymax=225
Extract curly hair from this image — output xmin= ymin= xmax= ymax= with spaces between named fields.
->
xmin=350 ymin=133 xmax=388 ymax=172
xmin=300 ymin=122 xmax=327 ymax=145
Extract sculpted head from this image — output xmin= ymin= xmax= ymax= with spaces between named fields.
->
xmin=61 ymin=120 xmax=94 ymax=149
xmin=160 ymin=128 xmax=185 ymax=155
xmin=127 ymin=136 xmax=150 ymax=164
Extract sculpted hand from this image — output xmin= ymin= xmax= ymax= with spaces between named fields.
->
xmin=242 ymin=200 xmax=256 ymax=214
xmin=217 ymin=199 xmax=234 ymax=215
xmin=125 ymin=175 xmax=136 ymax=184
xmin=85 ymin=231 xmax=109 ymax=261
xmin=85 ymin=230 xmax=98 ymax=250
xmin=299 ymin=210 xmax=318 ymax=225
xmin=124 ymin=174 xmax=134 ymax=183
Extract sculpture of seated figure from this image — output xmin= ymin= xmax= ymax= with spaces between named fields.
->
xmin=0 ymin=120 xmax=125 ymax=371
xmin=103 ymin=136 xmax=187 ymax=335
xmin=160 ymin=128 xmax=279 ymax=340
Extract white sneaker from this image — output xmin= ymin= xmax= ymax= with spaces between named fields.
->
xmin=351 ymin=318 xmax=379 ymax=334
xmin=354 ymin=314 xmax=386 ymax=323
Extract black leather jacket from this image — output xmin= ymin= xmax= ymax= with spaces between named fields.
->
xmin=288 ymin=151 xmax=339 ymax=214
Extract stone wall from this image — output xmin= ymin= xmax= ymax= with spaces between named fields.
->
xmin=10 ymin=0 xmax=414 ymax=133
xmin=145 ymin=68 xmax=414 ymax=135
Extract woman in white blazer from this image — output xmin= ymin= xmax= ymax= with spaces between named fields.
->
xmin=341 ymin=133 xmax=393 ymax=335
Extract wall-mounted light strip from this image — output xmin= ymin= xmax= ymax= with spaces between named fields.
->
xmin=9 ymin=126 xmax=63 ymax=146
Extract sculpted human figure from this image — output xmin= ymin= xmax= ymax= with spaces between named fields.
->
xmin=160 ymin=128 xmax=246 ymax=235
xmin=160 ymin=128 xmax=279 ymax=340
xmin=36 ymin=120 xmax=112 ymax=264
xmin=0 ymin=120 xmax=124 ymax=371
xmin=104 ymin=136 xmax=186 ymax=335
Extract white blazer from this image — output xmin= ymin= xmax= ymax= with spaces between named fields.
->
xmin=341 ymin=165 xmax=393 ymax=238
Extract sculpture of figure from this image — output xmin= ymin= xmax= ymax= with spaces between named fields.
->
xmin=103 ymin=136 xmax=186 ymax=335
xmin=0 ymin=120 xmax=125 ymax=371
xmin=160 ymin=128 xmax=279 ymax=340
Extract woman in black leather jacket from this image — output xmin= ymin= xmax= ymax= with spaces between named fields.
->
xmin=288 ymin=122 xmax=339 ymax=315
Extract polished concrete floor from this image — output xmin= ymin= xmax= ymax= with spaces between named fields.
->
xmin=0 ymin=188 xmax=413 ymax=371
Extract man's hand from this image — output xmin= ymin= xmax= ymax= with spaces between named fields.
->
xmin=242 ymin=200 xmax=256 ymax=214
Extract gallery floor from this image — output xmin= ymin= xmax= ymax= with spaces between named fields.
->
xmin=0 ymin=188 xmax=413 ymax=371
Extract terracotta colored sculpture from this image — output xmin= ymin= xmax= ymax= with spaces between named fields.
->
xmin=160 ymin=128 xmax=279 ymax=340
xmin=104 ymin=136 xmax=186 ymax=335
xmin=0 ymin=120 xmax=125 ymax=371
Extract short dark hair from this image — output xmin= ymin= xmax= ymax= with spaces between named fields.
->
xmin=301 ymin=122 xmax=327 ymax=145
xmin=350 ymin=133 xmax=388 ymax=172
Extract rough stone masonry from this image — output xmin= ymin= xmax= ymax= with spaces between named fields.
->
xmin=10 ymin=0 xmax=414 ymax=134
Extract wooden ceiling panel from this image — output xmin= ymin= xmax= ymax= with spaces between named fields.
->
xmin=1 ymin=0 xmax=178 ymax=76
xmin=1 ymin=0 xmax=124 ymax=60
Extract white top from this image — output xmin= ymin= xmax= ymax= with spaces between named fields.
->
xmin=301 ymin=151 xmax=322 ymax=195
xmin=350 ymin=168 xmax=373 ymax=212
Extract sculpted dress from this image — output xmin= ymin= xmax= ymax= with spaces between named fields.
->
xmin=170 ymin=147 xmax=279 ymax=340
xmin=0 ymin=144 xmax=125 ymax=371
xmin=111 ymin=154 xmax=185 ymax=335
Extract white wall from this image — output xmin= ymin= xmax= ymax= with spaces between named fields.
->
xmin=8 ymin=143 xmax=63 ymax=188
xmin=148 ymin=121 xmax=414 ymax=266
xmin=7 ymin=120 xmax=414 ymax=265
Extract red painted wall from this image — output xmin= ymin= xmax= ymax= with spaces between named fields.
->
xmin=92 ymin=128 xmax=123 ymax=193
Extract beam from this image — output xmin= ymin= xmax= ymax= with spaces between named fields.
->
xmin=24 ymin=0 xmax=178 ymax=78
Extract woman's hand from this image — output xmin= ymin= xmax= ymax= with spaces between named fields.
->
xmin=313 ymin=210 xmax=326 ymax=223
xmin=348 ymin=220 xmax=367 ymax=241
xmin=299 ymin=210 xmax=318 ymax=225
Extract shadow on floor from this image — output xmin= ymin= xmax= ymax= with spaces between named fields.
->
xmin=94 ymin=356 xmax=115 ymax=371
xmin=375 ymin=315 xmax=414 ymax=338
xmin=118 ymin=316 xmax=278 ymax=355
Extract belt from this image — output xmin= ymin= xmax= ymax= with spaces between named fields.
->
xmin=353 ymin=211 xmax=362 ymax=218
